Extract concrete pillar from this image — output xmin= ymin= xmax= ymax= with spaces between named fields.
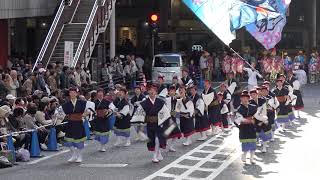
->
xmin=239 ymin=29 xmax=245 ymax=50
xmin=160 ymin=0 xmax=169 ymax=32
xmin=13 ymin=19 xmax=27 ymax=55
xmin=109 ymin=8 xmax=116 ymax=60
xmin=7 ymin=19 xmax=11 ymax=58
xmin=171 ymin=0 xmax=180 ymax=30
xmin=0 ymin=20 xmax=9 ymax=68
xmin=312 ymin=0 xmax=317 ymax=48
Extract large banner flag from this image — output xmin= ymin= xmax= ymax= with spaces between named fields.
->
xmin=230 ymin=0 xmax=281 ymax=31
xmin=245 ymin=0 xmax=291 ymax=49
xmin=182 ymin=0 xmax=236 ymax=46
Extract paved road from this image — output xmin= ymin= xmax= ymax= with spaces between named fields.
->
xmin=1 ymin=84 xmax=320 ymax=180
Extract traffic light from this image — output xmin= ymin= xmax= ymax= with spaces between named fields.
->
xmin=149 ymin=13 xmax=159 ymax=30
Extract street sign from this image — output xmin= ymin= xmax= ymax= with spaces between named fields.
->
xmin=192 ymin=45 xmax=203 ymax=51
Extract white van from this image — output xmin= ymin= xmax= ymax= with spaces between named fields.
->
xmin=152 ymin=53 xmax=184 ymax=84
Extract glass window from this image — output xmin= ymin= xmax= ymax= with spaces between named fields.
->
xmin=154 ymin=56 xmax=180 ymax=67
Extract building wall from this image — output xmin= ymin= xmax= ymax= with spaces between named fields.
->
xmin=0 ymin=0 xmax=57 ymax=19
xmin=0 ymin=20 xmax=8 ymax=68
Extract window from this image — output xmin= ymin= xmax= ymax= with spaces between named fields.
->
xmin=154 ymin=56 xmax=180 ymax=67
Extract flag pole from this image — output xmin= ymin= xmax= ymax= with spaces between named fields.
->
xmin=229 ymin=47 xmax=255 ymax=70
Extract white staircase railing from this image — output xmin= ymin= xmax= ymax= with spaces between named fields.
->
xmin=72 ymin=0 xmax=100 ymax=68
xmin=32 ymin=0 xmax=65 ymax=72
xmin=72 ymin=0 xmax=115 ymax=68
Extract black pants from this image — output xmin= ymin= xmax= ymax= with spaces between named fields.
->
xmin=180 ymin=116 xmax=195 ymax=137
xmin=14 ymin=134 xmax=31 ymax=150
xmin=146 ymin=123 xmax=166 ymax=151
xmin=37 ymin=130 xmax=48 ymax=144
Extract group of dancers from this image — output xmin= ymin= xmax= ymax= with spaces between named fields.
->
xmin=56 ymin=67 xmax=304 ymax=165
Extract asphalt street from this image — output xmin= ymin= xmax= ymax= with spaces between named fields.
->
xmin=1 ymin=84 xmax=320 ymax=180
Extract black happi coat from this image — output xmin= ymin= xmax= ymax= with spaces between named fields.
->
xmin=236 ymin=104 xmax=257 ymax=141
xmin=273 ymin=87 xmax=289 ymax=117
xmin=203 ymin=87 xmax=219 ymax=125
xmin=114 ymin=98 xmax=130 ymax=130
xmin=192 ymin=93 xmax=210 ymax=132
xmin=92 ymin=99 xmax=112 ymax=133
xmin=62 ymin=99 xmax=87 ymax=141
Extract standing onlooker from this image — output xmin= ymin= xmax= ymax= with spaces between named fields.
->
xmin=200 ymin=51 xmax=208 ymax=79
xmin=4 ymin=74 xmax=18 ymax=97
xmin=37 ymin=68 xmax=48 ymax=93
xmin=207 ymin=54 xmax=214 ymax=81
xmin=188 ymin=59 xmax=197 ymax=81
xmin=213 ymin=53 xmax=222 ymax=81
xmin=74 ymin=67 xmax=82 ymax=87
xmin=81 ymin=68 xmax=91 ymax=86
xmin=22 ymin=73 xmax=37 ymax=96
xmin=101 ymin=64 xmax=112 ymax=82
xmin=135 ymin=55 xmax=144 ymax=73
xmin=48 ymin=72 xmax=58 ymax=93
xmin=0 ymin=74 xmax=9 ymax=99
xmin=59 ymin=66 xmax=69 ymax=90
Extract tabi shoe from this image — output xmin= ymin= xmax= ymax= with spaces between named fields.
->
xmin=99 ymin=144 xmax=106 ymax=152
xmin=213 ymin=127 xmax=222 ymax=135
xmin=67 ymin=147 xmax=77 ymax=163
xmin=168 ymin=145 xmax=176 ymax=152
xmin=261 ymin=145 xmax=267 ymax=153
xmin=270 ymin=132 xmax=275 ymax=142
xmin=206 ymin=129 xmax=213 ymax=136
xmin=138 ymin=131 xmax=149 ymax=141
xmin=114 ymin=137 xmax=122 ymax=146
xmin=40 ymin=143 xmax=48 ymax=150
xmin=124 ymin=138 xmax=131 ymax=147
xmin=156 ymin=150 xmax=163 ymax=161
xmin=134 ymin=136 xmax=140 ymax=142
xmin=197 ymin=135 xmax=207 ymax=141
xmin=250 ymin=152 xmax=255 ymax=165
xmin=183 ymin=138 xmax=192 ymax=146
xmin=75 ymin=149 xmax=83 ymax=163
xmin=241 ymin=153 xmax=247 ymax=163
xmin=265 ymin=142 xmax=270 ymax=148
xmin=152 ymin=152 xmax=159 ymax=163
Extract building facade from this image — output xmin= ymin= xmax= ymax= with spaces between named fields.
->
xmin=114 ymin=0 xmax=319 ymax=55
xmin=0 ymin=0 xmax=57 ymax=67
xmin=0 ymin=0 xmax=318 ymax=68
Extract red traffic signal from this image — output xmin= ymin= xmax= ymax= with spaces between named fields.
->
xmin=150 ymin=14 xmax=159 ymax=22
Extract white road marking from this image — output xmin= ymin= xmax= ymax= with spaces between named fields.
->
xmin=79 ymin=164 xmax=128 ymax=168
xmin=27 ymin=150 xmax=70 ymax=165
xmin=143 ymin=129 xmax=241 ymax=180
xmin=27 ymin=144 xmax=89 ymax=165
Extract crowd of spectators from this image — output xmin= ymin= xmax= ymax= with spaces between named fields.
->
xmin=0 ymin=53 xmax=145 ymax=165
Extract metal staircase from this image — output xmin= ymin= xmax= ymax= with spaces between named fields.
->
xmin=33 ymin=0 xmax=116 ymax=71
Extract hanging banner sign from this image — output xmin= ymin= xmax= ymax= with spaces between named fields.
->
xmin=64 ymin=41 xmax=74 ymax=67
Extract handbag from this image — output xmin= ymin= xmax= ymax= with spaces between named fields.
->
xmin=0 ymin=156 xmax=12 ymax=168
xmin=0 ymin=143 xmax=15 ymax=164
